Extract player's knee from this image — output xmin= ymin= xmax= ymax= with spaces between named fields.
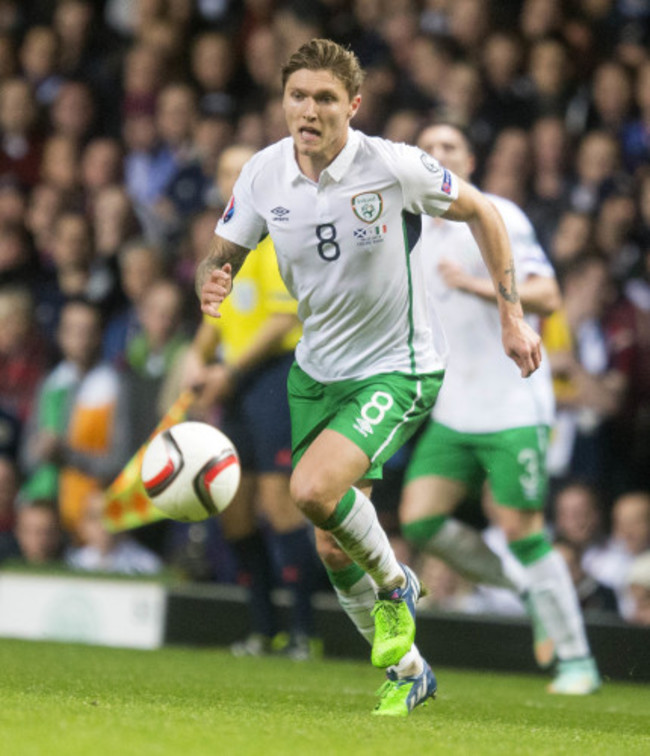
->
xmin=289 ymin=472 xmax=332 ymax=520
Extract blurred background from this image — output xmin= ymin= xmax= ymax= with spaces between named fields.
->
xmin=0 ymin=0 xmax=649 ymax=645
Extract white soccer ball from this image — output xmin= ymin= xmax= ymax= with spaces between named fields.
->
xmin=141 ymin=421 xmax=241 ymax=522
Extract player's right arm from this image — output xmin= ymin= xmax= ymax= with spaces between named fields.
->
xmin=196 ymin=234 xmax=250 ymax=318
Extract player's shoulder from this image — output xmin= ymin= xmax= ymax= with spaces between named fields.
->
xmin=241 ymin=138 xmax=293 ymax=181
xmin=359 ymin=132 xmax=421 ymax=162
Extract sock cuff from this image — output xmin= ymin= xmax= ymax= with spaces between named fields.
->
xmin=509 ymin=532 xmax=552 ymax=566
xmin=402 ymin=515 xmax=449 ymax=547
xmin=326 ymin=562 xmax=367 ymax=591
xmin=320 ymin=488 xmax=356 ymax=531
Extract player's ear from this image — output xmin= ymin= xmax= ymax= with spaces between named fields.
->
xmin=348 ymin=94 xmax=362 ymax=120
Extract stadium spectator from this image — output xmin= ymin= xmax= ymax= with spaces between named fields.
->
xmin=552 ymin=480 xmax=607 ymax=557
xmin=0 ymin=77 xmax=42 ymax=188
xmin=584 ymin=491 xmax=650 ymax=619
xmin=0 ymin=286 xmax=50 ymax=426
xmin=24 ymin=182 xmax=65 ymax=267
xmin=18 ymin=25 xmax=62 ymax=107
xmin=90 ymin=184 xmax=141 ymax=262
xmin=123 ymin=277 xmax=190 ymax=444
xmin=66 ymin=490 xmax=162 ymax=575
xmin=553 ymin=538 xmax=618 ymax=614
xmin=624 ymin=551 xmax=650 ymax=626
xmin=0 ymin=454 xmax=18 ymax=559
xmin=20 ymin=298 xmax=131 ymax=540
xmin=102 ymin=238 xmax=164 ymax=364
xmin=8 ymin=501 xmax=65 ymax=566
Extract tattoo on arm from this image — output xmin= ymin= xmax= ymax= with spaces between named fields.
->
xmin=195 ymin=236 xmax=250 ymax=298
xmin=498 ymin=259 xmax=520 ymax=304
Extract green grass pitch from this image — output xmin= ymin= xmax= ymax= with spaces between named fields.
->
xmin=1 ymin=639 xmax=649 ymax=756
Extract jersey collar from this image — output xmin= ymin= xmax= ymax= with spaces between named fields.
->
xmin=321 ymin=128 xmax=360 ymax=183
xmin=287 ymin=128 xmax=360 ymax=184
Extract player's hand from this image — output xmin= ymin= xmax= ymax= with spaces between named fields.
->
xmin=502 ymin=317 xmax=542 ymax=378
xmin=200 ymin=263 xmax=232 ymax=318
xmin=438 ymin=259 xmax=471 ymax=291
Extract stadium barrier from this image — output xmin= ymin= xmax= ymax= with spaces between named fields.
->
xmin=166 ymin=583 xmax=650 ymax=682
xmin=1 ymin=572 xmax=647 ymax=682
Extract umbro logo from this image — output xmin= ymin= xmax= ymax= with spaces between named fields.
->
xmin=271 ymin=206 xmax=290 ymax=222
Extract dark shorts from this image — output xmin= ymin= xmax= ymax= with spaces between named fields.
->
xmin=220 ymin=352 xmax=293 ymax=474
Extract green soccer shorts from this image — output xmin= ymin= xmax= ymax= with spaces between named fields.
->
xmin=404 ymin=421 xmax=550 ymax=510
xmin=287 ymin=363 xmax=444 ymax=479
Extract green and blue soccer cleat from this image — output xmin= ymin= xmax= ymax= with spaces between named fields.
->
xmin=547 ymin=656 xmax=601 ymax=695
xmin=371 ymin=563 xmax=424 ymax=669
xmin=373 ymin=662 xmax=437 ymax=717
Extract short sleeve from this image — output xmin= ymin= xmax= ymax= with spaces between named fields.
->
xmin=377 ymin=140 xmax=459 ymax=217
xmin=215 ymin=157 xmax=268 ymax=249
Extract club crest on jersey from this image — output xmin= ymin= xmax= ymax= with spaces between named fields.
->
xmin=222 ymin=195 xmax=235 ymax=223
xmin=351 ymin=191 xmax=383 ymax=224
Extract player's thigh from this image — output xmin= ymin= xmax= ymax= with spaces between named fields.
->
xmin=401 ymin=421 xmax=481 ymax=522
xmin=478 ymin=426 xmax=550 ymax=521
xmin=290 ymin=428 xmax=372 ymax=516
xmin=218 ymin=472 xmax=258 ymax=540
xmin=289 ymin=364 xmax=443 ymax=475
xmin=256 ymin=471 xmax=306 ymax=533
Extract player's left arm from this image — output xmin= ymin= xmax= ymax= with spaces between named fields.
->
xmin=441 ymin=179 xmax=542 ymax=377
xmin=438 ymin=262 xmax=562 ymax=317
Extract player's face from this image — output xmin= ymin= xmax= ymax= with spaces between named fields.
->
xmin=283 ymin=68 xmax=361 ymax=175
xmin=417 ymin=125 xmax=474 ymax=180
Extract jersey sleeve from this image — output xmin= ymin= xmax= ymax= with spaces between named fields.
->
xmin=215 ymin=158 xmax=268 ymax=249
xmin=378 ymin=140 xmax=459 ymax=217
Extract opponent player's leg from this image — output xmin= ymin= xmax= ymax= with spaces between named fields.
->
xmin=219 ymin=473 xmax=279 ymax=655
xmin=400 ymin=422 xmax=525 ymax=593
xmin=258 ymin=472 xmax=319 ymax=659
xmin=316 ymin=527 xmax=436 ymax=716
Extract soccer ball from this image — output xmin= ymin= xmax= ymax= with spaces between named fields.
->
xmin=141 ymin=421 xmax=241 ymax=522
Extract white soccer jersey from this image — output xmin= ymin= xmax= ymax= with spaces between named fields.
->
xmin=422 ymin=195 xmax=556 ymax=432
xmin=216 ymin=128 xmax=457 ymax=383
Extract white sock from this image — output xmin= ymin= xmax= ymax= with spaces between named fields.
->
xmin=391 ymin=645 xmax=424 ymax=679
xmin=326 ymin=487 xmax=403 ymax=591
xmin=330 ymin=568 xmax=425 ymax=680
xmin=426 ymin=519 xmax=524 ymax=592
xmin=332 ymin=571 xmax=376 ymax=645
xmin=524 ymin=549 xmax=591 ymax=660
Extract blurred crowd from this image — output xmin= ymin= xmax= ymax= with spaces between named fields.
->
xmin=0 ymin=0 xmax=649 ymax=628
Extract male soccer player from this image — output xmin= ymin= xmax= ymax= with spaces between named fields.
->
xmin=198 ymin=39 xmax=541 ymax=714
xmin=399 ymin=122 xmax=601 ymax=695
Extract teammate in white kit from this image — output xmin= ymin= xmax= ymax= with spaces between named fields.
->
xmin=399 ymin=122 xmax=601 ymax=695
xmin=198 ymin=40 xmax=541 ymax=715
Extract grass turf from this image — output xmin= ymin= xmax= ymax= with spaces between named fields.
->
xmin=1 ymin=639 xmax=649 ymax=756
